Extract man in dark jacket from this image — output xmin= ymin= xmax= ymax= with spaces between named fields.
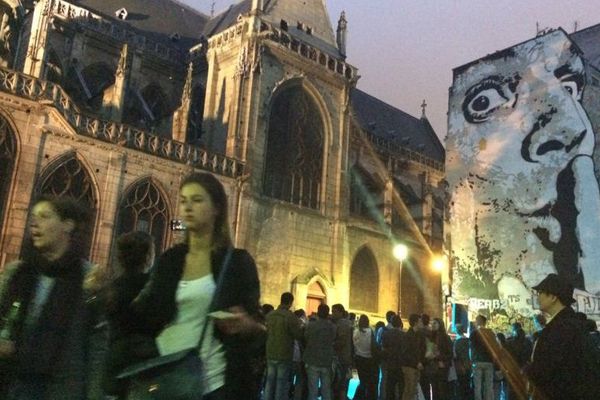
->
xmin=470 ymin=315 xmax=495 ymax=400
xmin=304 ymin=304 xmax=336 ymax=400
xmin=381 ymin=315 xmax=404 ymax=400
xmin=453 ymin=324 xmax=472 ymax=400
xmin=331 ymin=304 xmax=353 ymax=400
xmin=525 ymin=273 xmax=600 ymax=400
xmin=400 ymin=313 xmax=425 ymax=400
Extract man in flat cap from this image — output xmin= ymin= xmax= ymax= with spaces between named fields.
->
xmin=525 ymin=274 xmax=600 ymax=400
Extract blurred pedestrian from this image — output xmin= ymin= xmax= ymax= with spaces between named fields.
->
xmin=400 ymin=314 xmax=425 ymax=400
xmin=381 ymin=314 xmax=404 ymax=400
xmin=470 ymin=315 xmax=495 ymax=400
xmin=353 ymin=315 xmax=378 ymax=400
xmin=291 ymin=309 xmax=308 ymax=400
xmin=264 ymin=292 xmax=302 ymax=400
xmin=129 ymin=172 xmax=263 ymax=399
xmin=452 ymin=323 xmax=472 ymax=400
xmin=0 ymin=196 xmax=107 ymax=400
xmin=331 ymin=304 xmax=353 ymax=400
xmin=304 ymin=304 xmax=336 ymax=400
xmin=104 ymin=231 xmax=156 ymax=398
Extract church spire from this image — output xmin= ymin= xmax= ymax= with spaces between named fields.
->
xmin=336 ymin=11 xmax=347 ymax=59
xmin=420 ymin=99 xmax=428 ymax=119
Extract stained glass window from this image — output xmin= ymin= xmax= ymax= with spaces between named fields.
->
xmin=116 ymin=179 xmax=169 ymax=252
xmin=37 ymin=155 xmax=97 ymax=257
xmin=263 ymin=86 xmax=324 ymax=209
xmin=0 ymin=115 xmax=16 ymax=228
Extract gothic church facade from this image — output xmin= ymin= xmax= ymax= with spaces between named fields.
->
xmin=0 ymin=0 xmax=445 ymax=317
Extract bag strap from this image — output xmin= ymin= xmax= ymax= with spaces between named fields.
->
xmin=195 ymin=247 xmax=234 ymax=351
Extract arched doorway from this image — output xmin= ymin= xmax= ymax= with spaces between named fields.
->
xmin=401 ymin=257 xmax=424 ymax=316
xmin=306 ymin=281 xmax=326 ymax=317
xmin=349 ymin=246 xmax=379 ymax=313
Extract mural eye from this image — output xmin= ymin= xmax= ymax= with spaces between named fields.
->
xmin=463 ymin=85 xmax=508 ymax=123
xmin=561 ymin=81 xmax=581 ymax=101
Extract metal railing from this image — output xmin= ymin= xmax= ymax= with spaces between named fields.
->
xmin=0 ymin=67 xmax=244 ymax=178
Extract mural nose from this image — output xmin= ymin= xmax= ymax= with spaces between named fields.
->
xmin=522 ymin=97 xmax=589 ymax=163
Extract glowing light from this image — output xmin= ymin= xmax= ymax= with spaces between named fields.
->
xmin=432 ymin=256 xmax=447 ymax=272
xmin=393 ymin=243 xmax=408 ymax=262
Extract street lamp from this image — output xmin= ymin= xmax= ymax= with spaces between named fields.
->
xmin=432 ymin=255 xmax=447 ymax=272
xmin=393 ymin=243 xmax=408 ymax=262
xmin=392 ymin=243 xmax=408 ymax=315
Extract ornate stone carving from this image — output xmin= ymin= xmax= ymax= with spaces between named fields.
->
xmin=235 ymin=46 xmax=248 ymax=78
xmin=0 ymin=1 xmax=25 ymax=65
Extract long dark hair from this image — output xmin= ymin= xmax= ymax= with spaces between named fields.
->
xmin=180 ymin=172 xmax=232 ymax=250
xmin=432 ymin=317 xmax=451 ymax=344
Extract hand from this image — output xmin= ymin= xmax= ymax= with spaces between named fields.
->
xmin=214 ymin=306 xmax=265 ymax=335
xmin=0 ymin=339 xmax=15 ymax=358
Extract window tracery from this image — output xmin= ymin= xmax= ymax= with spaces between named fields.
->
xmin=37 ymin=155 xmax=97 ymax=256
xmin=0 ymin=115 xmax=16 ymax=228
xmin=263 ymin=86 xmax=324 ymax=209
xmin=116 ymin=179 xmax=169 ymax=252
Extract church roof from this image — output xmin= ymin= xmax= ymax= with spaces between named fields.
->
xmin=350 ymin=88 xmax=445 ymax=163
xmin=571 ymin=23 xmax=600 ymax=69
xmin=204 ymin=0 xmax=342 ymax=57
xmin=73 ymin=0 xmax=208 ymax=49
xmin=203 ymin=0 xmax=252 ymax=37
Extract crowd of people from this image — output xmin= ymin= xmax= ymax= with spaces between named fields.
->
xmin=262 ymin=286 xmax=600 ymax=400
xmin=0 ymin=171 xmax=598 ymax=400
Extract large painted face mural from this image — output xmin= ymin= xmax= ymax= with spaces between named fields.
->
xmin=447 ymin=29 xmax=600 ymax=319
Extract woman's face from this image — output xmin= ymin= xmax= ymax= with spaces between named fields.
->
xmin=431 ymin=319 xmax=440 ymax=331
xmin=30 ymin=201 xmax=73 ymax=253
xmin=179 ymin=183 xmax=218 ymax=234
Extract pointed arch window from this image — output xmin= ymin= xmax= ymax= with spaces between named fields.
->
xmin=116 ymin=179 xmax=169 ymax=252
xmin=263 ymin=85 xmax=324 ymax=209
xmin=37 ymin=155 xmax=97 ymax=256
xmin=0 ymin=115 xmax=16 ymax=227
xmin=187 ymin=84 xmax=206 ymax=144
xmin=349 ymin=247 xmax=379 ymax=312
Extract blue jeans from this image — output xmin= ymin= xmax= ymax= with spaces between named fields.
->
xmin=306 ymin=364 xmax=332 ymax=400
xmin=264 ymin=360 xmax=292 ymax=400
xmin=473 ymin=362 xmax=494 ymax=400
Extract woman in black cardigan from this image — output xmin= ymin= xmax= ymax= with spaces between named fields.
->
xmin=131 ymin=172 xmax=263 ymax=400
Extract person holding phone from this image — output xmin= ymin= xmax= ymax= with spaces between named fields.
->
xmin=131 ymin=172 xmax=263 ymax=400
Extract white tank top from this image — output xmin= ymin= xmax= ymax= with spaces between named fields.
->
xmin=156 ymin=275 xmax=226 ymax=394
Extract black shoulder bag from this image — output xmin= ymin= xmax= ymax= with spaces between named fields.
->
xmin=117 ymin=248 xmax=233 ymax=400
